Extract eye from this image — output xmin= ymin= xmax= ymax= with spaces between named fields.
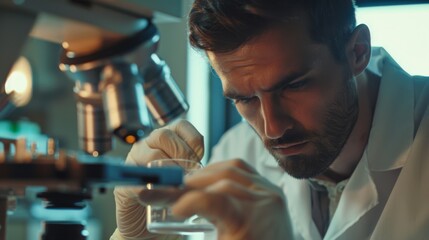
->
xmin=285 ymin=79 xmax=309 ymax=90
xmin=233 ymin=96 xmax=258 ymax=105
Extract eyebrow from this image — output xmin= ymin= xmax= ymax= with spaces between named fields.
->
xmin=261 ymin=71 xmax=308 ymax=92
xmin=224 ymin=89 xmax=246 ymax=100
xmin=223 ymin=70 xmax=309 ymax=100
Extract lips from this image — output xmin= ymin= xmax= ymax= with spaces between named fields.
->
xmin=271 ymin=140 xmax=309 ymax=156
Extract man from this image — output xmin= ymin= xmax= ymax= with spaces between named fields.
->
xmin=112 ymin=0 xmax=429 ymax=239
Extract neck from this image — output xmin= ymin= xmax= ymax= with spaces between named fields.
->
xmin=319 ymin=69 xmax=381 ymax=183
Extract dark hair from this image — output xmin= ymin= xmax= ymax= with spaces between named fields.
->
xmin=188 ymin=0 xmax=356 ymax=61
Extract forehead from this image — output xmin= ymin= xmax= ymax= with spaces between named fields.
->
xmin=207 ymin=24 xmax=320 ymax=83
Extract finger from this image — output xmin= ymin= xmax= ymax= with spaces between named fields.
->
xmin=167 ymin=119 xmax=205 ymax=159
xmin=171 ymin=190 xmax=243 ymax=232
xmin=205 ymin=179 xmax=266 ymax=200
xmin=126 ymin=147 xmax=170 ymax=166
xmin=171 ymin=183 xmax=286 ymax=236
xmin=202 ymin=159 xmax=284 ymax=195
xmin=185 ymin=164 xmax=263 ymax=189
xmin=126 ymin=139 xmax=170 ymax=166
xmin=146 ymin=128 xmax=201 ymax=161
xmin=170 ymin=186 xmax=269 ymax=236
xmin=204 ymin=158 xmax=259 ymax=174
xmin=203 ymin=180 xmax=286 ymax=211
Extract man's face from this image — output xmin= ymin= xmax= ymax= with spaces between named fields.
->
xmin=208 ymin=24 xmax=358 ymax=179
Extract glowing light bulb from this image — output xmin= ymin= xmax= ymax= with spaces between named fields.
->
xmin=5 ymin=71 xmax=28 ymax=94
xmin=4 ymin=57 xmax=32 ymax=106
xmin=125 ymin=135 xmax=136 ymax=144
xmin=62 ymin=42 xmax=70 ymax=49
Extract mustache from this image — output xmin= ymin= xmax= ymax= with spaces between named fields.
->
xmin=265 ymin=129 xmax=310 ymax=147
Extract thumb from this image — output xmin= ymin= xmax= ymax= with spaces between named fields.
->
xmin=166 ymin=119 xmax=204 ymax=159
xmin=146 ymin=119 xmax=204 ymax=161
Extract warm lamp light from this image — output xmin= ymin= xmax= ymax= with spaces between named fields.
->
xmin=5 ymin=56 xmax=33 ymax=107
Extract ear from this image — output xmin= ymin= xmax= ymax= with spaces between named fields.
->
xmin=346 ymin=24 xmax=371 ymax=76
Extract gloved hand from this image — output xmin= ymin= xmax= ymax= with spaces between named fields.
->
xmin=111 ymin=120 xmax=204 ymax=240
xmin=168 ymin=159 xmax=293 ymax=240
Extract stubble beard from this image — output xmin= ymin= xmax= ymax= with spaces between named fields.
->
xmin=266 ymin=77 xmax=359 ymax=179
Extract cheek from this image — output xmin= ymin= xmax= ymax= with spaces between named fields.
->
xmin=290 ymin=96 xmax=325 ymax=132
xmin=305 ymin=104 xmax=327 ymax=133
xmin=287 ymin=88 xmax=336 ymax=133
xmin=296 ymin=69 xmax=349 ymax=132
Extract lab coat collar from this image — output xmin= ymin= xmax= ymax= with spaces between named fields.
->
xmin=366 ymin=47 xmax=414 ymax=171
xmin=324 ymin=48 xmax=413 ymax=238
xmin=324 ymin=149 xmax=378 ymax=239
xmin=278 ymin=150 xmax=378 ymax=240
xmin=322 ymin=48 xmax=413 ymax=239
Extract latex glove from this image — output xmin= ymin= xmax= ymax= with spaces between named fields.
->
xmin=112 ymin=120 xmax=204 ymax=240
xmin=126 ymin=119 xmax=204 ymax=166
xmin=170 ymin=159 xmax=293 ymax=240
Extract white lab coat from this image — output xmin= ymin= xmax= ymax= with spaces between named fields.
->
xmin=209 ymin=48 xmax=429 ymax=240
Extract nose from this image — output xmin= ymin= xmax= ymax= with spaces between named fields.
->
xmin=261 ymin=96 xmax=293 ymax=139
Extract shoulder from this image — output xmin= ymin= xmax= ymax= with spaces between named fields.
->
xmin=412 ymin=75 xmax=429 ymax=100
xmin=411 ymin=75 xmax=429 ymax=130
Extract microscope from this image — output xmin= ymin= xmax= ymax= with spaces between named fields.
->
xmin=0 ymin=0 xmax=189 ymax=239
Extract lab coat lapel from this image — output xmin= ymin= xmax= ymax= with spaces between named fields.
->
xmin=262 ymin=157 xmax=322 ymax=240
xmin=366 ymin=49 xmax=414 ymax=171
xmin=371 ymin=105 xmax=429 ymax=239
xmin=263 ymin=152 xmax=321 ymax=239
xmin=324 ymin=151 xmax=378 ymax=240
xmin=325 ymin=49 xmax=414 ymax=239
xmin=280 ymin=174 xmax=322 ymax=240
